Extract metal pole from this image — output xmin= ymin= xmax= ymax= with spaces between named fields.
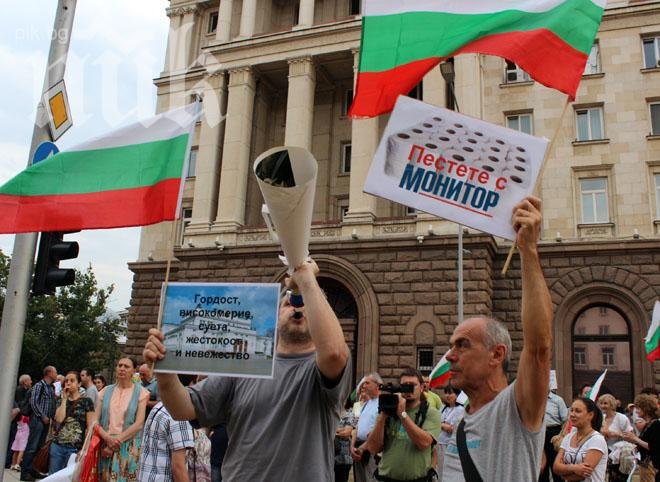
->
xmin=0 ymin=2 xmax=76 ymax=477
xmin=458 ymin=224 xmax=463 ymax=324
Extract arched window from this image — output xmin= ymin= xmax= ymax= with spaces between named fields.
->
xmin=572 ymin=305 xmax=633 ymax=404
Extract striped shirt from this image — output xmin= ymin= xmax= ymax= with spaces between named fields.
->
xmin=30 ymin=379 xmax=55 ymax=419
xmin=138 ymin=402 xmax=194 ymax=482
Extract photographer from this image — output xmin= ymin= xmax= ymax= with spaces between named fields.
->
xmin=358 ymin=368 xmax=440 ymax=482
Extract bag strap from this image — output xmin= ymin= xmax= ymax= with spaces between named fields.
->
xmin=456 ymin=419 xmax=483 ymax=482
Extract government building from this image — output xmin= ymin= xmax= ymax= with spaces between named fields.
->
xmin=126 ymin=0 xmax=660 ymax=404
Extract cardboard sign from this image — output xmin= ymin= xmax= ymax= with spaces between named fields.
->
xmin=155 ymin=282 xmax=280 ymax=378
xmin=364 ymin=96 xmax=549 ymax=240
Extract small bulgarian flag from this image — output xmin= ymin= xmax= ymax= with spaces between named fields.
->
xmin=645 ymin=300 xmax=660 ymax=363
xmin=429 ymin=352 xmax=451 ymax=389
xmin=587 ymin=369 xmax=607 ymax=401
xmin=0 ymin=103 xmax=200 ymax=234
xmin=350 ymin=0 xmax=605 ymax=118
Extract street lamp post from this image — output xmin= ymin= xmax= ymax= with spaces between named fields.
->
xmin=439 ymin=61 xmax=463 ymax=324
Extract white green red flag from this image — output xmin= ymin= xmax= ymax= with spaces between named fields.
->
xmin=350 ymin=0 xmax=606 ymax=118
xmin=587 ymin=369 xmax=607 ymax=401
xmin=645 ymin=300 xmax=660 ymax=363
xmin=429 ymin=351 xmax=451 ymax=389
xmin=0 ymin=103 xmax=200 ymax=234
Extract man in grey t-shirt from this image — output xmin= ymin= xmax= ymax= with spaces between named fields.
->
xmin=441 ymin=196 xmax=553 ymax=481
xmin=144 ymin=260 xmax=351 ymax=482
xmin=80 ymin=368 xmax=98 ymax=408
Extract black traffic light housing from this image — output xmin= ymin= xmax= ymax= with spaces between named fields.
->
xmin=32 ymin=232 xmax=79 ymax=295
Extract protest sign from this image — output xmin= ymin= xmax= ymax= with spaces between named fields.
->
xmin=364 ymin=96 xmax=549 ymax=240
xmin=155 ymin=282 xmax=280 ymax=378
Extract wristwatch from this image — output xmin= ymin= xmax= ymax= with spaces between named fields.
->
xmin=400 ymin=411 xmax=408 ymax=420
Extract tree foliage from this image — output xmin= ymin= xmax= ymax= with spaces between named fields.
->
xmin=0 ymin=250 xmax=124 ymax=380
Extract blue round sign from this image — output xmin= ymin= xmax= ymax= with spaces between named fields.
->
xmin=33 ymin=142 xmax=59 ymax=165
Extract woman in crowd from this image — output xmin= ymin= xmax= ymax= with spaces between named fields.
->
xmin=598 ymin=393 xmax=633 ymax=481
xmin=622 ymin=394 xmax=659 ymax=482
xmin=49 ymin=371 xmax=96 ymax=474
xmin=437 ymin=386 xmax=464 ymax=480
xmin=94 ymin=375 xmax=107 ymax=392
xmin=553 ymin=397 xmax=607 ymax=482
xmin=95 ymin=357 xmax=149 ymax=482
xmin=334 ymin=397 xmax=357 ymax=482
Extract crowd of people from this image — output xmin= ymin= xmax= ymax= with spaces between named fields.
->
xmin=3 ymin=198 xmax=658 ymax=482
xmin=5 ymin=362 xmax=219 ymax=482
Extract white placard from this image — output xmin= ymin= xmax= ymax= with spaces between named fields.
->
xmin=364 ymin=96 xmax=549 ymax=240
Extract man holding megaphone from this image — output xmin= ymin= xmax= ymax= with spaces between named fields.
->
xmin=143 ymin=258 xmax=352 ymax=482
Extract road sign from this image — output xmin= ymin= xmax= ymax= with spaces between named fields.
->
xmin=32 ymin=141 xmax=59 ymax=165
xmin=43 ymin=79 xmax=72 ymax=141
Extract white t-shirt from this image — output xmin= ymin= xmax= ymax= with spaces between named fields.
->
xmin=560 ymin=430 xmax=608 ymax=482
xmin=603 ymin=412 xmax=633 ymax=449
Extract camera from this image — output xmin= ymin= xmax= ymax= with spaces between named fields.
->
xmin=378 ymin=382 xmax=414 ymax=417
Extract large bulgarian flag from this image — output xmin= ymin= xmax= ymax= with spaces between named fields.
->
xmin=350 ymin=0 xmax=606 ymax=118
xmin=429 ymin=351 xmax=451 ymax=389
xmin=645 ymin=300 xmax=660 ymax=363
xmin=0 ymin=103 xmax=200 ymax=234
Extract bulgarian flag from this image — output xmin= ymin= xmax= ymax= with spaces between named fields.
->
xmin=350 ymin=0 xmax=605 ymax=118
xmin=587 ymin=369 xmax=607 ymax=401
xmin=428 ymin=351 xmax=451 ymax=389
xmin=0 ymin=103 xmax=200 ymax=233
xmin=645 ymin=300 xmax=660 ymax=363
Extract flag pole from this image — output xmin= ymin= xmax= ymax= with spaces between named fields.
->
xmin=151 ymin=100 xmax=202 ymax=371
xmin=0 ymin=2 xmax=77 ymax=477
xmin=501 ymin=96 xmax=571 ymax=276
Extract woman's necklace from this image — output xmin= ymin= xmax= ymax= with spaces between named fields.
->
xmin=574 ymin=428 xmax=594 ymax=446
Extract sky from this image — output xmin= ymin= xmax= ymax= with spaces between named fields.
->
xmin=0 ymin=1 xmax=170 ymax=312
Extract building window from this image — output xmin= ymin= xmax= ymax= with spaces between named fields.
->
xmin=406 ymin=206 xmax=417 ymax=216
xmin=574 ymin=346 xmax=586 ymax=366
xmin=504 ymin=60 xmax=531 ymax=83
xmin=417 ymin=347 xmax=434 ymax=375
xmin=349 ymin=0 xmax=360 ymax=16
xmin=602 ymin=347 xmax=615 ymax=366
xmin=341 ymin=143 xmax=352 ymax=173
xmin=187 ymin=148 xmax=198 ymax=178
xmin=584 ymin=43 xmax=601 ymax=75
xmin=655 ymin=174 xmax=660 ymax=218
xmin=572 ymin=305 xmax=632 ymax=404
xmin=407 ymin=82 xmax=423 ymax=100
xmin=506 ymin=113 xmax=533 ymax=135
xmin=643 ymin=36 xmax=660 ymax=69
xmin=293 ymin=2 xmax=300 ymax=25
xmin=337 ymin=199 xmax=349 ymax=220
xmin=650 ymin=102 xmax=660 ymax=135
xmin=342 ymin=89 xmax=353 ymax=116
xmin=575 ymin=107 xmax=604 ymax=141
xmin=208 ymin=11 xmax=219 ymax=34
xmin=580 ymin=178 xmax=609 ymax=224
xmin=180 ymin=207 xmax=193 ymax=244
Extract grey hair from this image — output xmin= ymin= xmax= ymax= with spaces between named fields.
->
xmin=482 ymin=317 xmax=512 ymax=373
xmin=18 ymin=374 xmax=30 ymax=384
xmin=365 ymin=372 xmax=383 ymax=385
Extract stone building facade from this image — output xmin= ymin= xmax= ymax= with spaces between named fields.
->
xmin=127 ymin=0 xmax=660 ymax=404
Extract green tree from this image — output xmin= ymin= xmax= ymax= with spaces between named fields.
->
xmin=0 ymin=251 xmax=124 ymax=379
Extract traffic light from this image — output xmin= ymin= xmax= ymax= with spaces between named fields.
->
xmin=32 ymin=232 xmax=79 ymax=295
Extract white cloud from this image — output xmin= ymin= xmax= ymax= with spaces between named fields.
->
xmin=0 ymin=1 xmax=171 ymax=311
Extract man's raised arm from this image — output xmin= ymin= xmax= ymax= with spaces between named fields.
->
xmin=289 ymin=260 xmax=349 ymax=381
xmin=512 ymin=196 xmax=554 ymax=431
xmin=143 ymin=329 xmax=197 ymax=421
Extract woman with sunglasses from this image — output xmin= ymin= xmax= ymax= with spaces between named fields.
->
xmin=553 ymin=397 xmax=607 ymax=482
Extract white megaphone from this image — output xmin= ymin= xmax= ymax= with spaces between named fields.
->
xmin=253 ymin=146 xmax=318 ymax=274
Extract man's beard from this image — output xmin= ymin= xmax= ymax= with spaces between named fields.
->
xmin=279 ymin=322 xmax=313 ymax=346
